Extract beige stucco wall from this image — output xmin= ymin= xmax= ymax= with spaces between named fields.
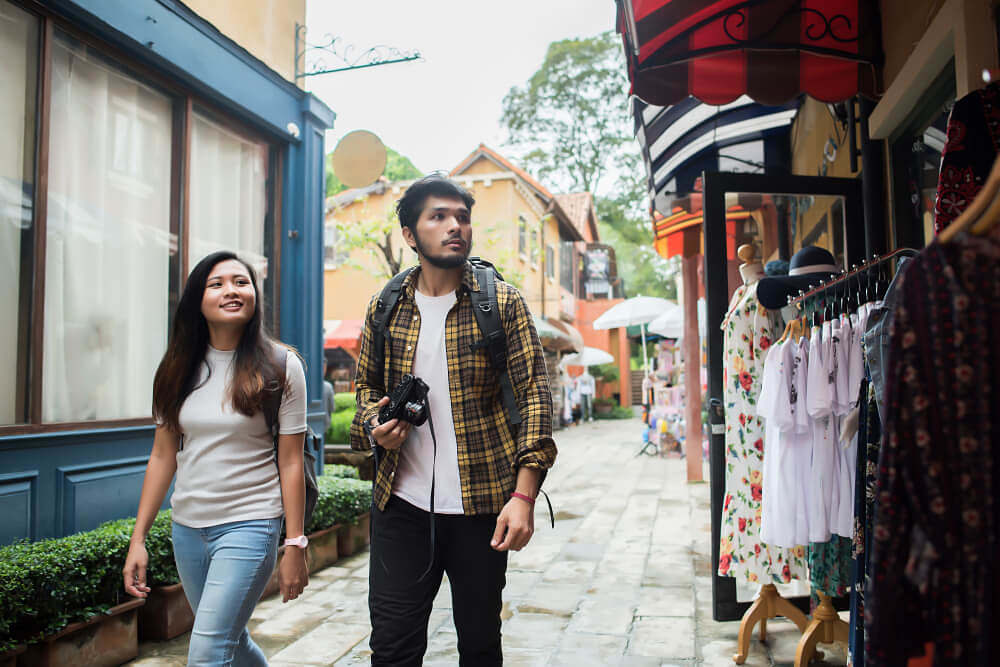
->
xmin=323 ymin=168 xmax=561 ymax=323
xmin=184 ymin=0 xmax=304 ymax=83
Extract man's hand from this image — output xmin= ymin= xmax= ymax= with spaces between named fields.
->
xmin=279 ymin=547 xmax=309 ymax=603
xmin=369 ymin=396 xmax=412 ymax=450
xmin=491 ymin=495 xmax=535 ymax=551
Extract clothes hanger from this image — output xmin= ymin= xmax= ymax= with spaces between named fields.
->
xmin=939 ymin=154 xmax=1000 ymax=242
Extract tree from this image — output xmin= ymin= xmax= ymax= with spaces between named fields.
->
xmin=501 ymin=31 xmax=631 ymax=196
xmin=326 ymin=145 xmax=422 ymax=197
xmin=502 ymin=31 xmax=675 ymax=301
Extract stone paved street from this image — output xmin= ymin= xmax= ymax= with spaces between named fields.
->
xmin=131 ymin=417 xmax=849 ymax=666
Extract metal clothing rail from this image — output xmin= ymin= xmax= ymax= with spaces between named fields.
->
xmin=787 ymin=246 xmax=919 ymax=306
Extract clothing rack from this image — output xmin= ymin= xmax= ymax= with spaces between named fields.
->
xmin=787 ymin=247 xmax=919 ymax=308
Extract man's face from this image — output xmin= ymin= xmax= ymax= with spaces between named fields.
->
xmin=404 ymin=195 xmax=472 ymax=269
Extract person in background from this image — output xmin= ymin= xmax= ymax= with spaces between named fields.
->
xmin=576 ymin=368 xmax=596 ymax=422
xmin=322 ymin=356 xmax=336 ymax=437
xmin=122 ymin=250 xmax=309 ymax=666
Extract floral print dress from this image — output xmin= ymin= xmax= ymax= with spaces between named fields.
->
xmin=719 ymin=283 xmax=807 ymax=584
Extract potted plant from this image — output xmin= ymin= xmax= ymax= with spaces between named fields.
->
xmin=0 ymin=518 xmax=145 ymax=666
xmin=593 ymin=396 xmax=616 ymax=416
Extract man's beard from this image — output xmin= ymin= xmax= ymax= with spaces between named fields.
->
xmin=413 ymin=232 xmax=471 ymax=269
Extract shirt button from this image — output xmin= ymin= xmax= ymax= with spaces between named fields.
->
xmin=406 ymin=345 xmax=412 ymax=351
xmin=413 ymin=315 xmax=418 ymax=321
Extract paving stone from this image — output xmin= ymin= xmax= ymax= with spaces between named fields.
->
xmin=635 ymin=585 xmax=695 ymax=617
xmin=542 ymin=558 xmax=598 ymax=583
xmin=627 ymin=617 xmax=696 ymax=659
xmin=252 ymin=602 xmax=328 ymax=641
xmin=502 ymin=611 xmax=570 ymax=650
xmin=550 ymin=631 xmax=627 ymax=665
xmin=567 ymin=596 xmax=637 ymax=636
xmin=701 ymin=637 xmax=770 ymax=666
xmin=269 ymin=621 xmax=370 ymax=664
xmin=515 ymin=581 xmax=586 ymax=617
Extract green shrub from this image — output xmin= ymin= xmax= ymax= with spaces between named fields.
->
xmin=322 ymin=464 xmax=359 ymax=479
xmin=0 ymin=518 xmax=133 ymax=650
xmin=326 ymin=409 xmax=353 ymax=444
xmin=333 ymin=392 xmax=356 ymax=412
xmin=595 ymin=405 xmax=634 ymax=420
xmin=144 ymin=510 xmax=179 ymax=586
xmin=591 ymin=363 xmax=619 ymax=383
xmin=305 ymin=476 xmax=372 ymax=535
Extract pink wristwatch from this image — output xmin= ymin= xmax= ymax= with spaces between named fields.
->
xmin=284 ymin=535 xmax=308 ymax=548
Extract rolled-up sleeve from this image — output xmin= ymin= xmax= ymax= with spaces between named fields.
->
xmin=503 ymin=288 xmax=557 ymax=471
xmin=350 ymin=295 xmax=384 ymax=451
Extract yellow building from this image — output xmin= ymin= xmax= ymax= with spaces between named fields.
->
xmin=323 ymin=144 xmax=599 ymax=331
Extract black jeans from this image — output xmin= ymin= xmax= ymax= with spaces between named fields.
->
xmin=369 ymin=496 xmax=507 ymax=666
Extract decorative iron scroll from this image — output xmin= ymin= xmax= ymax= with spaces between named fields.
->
xmin=722 ymin=4 xmax=857 ymax=45
xmin=294 ymin=23 xmax=421 ymax=80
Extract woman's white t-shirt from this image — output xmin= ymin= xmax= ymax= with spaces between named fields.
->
xmin=171 ymin=345 xmax=307 ymax=528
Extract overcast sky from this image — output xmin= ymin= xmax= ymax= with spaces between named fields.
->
xmin=304 ymin=1 xmax=617 ymax=175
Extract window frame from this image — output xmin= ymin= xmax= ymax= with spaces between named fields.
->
xmin=530 ymin=229 xmax=539 ymax=269
xmin=545 ymin=244 xmax=555 ymax=282
xmin=1 ymin=2 xmax=284 ymax=435
xmin=518 ymin=214 xmax=527 ymax=259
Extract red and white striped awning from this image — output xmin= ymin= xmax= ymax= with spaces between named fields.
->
xmin=616 ymin=0 xmax=880 ymax=107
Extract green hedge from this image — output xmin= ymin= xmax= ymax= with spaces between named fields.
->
xmin=323 ymin=464 xmax=360 ymax=479
xmin=326 ymin=409 xmax=353 ymax=444
xmin=0 ymin=472 xmax=372 ymax=651
xmin=595 ymin=405 xmax=635 ymax=420
xmin=333 ymin=392 xmax=356 ymax=412
xmin=305 ymin=475 xmax=372 ymax=535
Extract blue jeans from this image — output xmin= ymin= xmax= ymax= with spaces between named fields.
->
xmin=172 ymin=518 xmax=281 ymax=666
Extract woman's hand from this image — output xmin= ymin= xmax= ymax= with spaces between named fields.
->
xmin=123 ymin=540 xmax=151 ymax=598
xmin=279 ymin=547 xmax=309 ymax=603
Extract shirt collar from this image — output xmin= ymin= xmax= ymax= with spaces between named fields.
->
xmin=401 ymin=261 xmax=478 ymax=300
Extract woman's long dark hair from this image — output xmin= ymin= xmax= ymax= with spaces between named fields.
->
xmin=152 ymin=251 xmax=287 ymax=433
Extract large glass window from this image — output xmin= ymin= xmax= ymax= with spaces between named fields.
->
xmin=0 ymin=2 xmax=38 ymax=425
xmin=1 ymin=10 xmax=279 ymax=431
xmin=42 ymin=31 xmax=173 ymax=423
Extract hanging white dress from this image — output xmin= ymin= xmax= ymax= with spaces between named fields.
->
xmin=719 ymin=284 xmax=807 ymax=584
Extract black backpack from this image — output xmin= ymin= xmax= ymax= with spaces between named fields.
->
xmin=369 ymin=257 xmax=522 ymax=426
xmin=263 ymin=346 xmax=320 ymax=530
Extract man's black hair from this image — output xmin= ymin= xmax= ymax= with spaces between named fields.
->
xmin=395 ymin=174 xmax=475 ymax=234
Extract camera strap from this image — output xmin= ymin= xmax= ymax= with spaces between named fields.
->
xmin=418 ymin=400 xmax=438 ymax=582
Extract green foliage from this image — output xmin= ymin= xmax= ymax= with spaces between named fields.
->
xmin=501 ymin=31 xmax=630 ymax=195
xmin=595 ymin=405 xmax=634 ymax=420
xmin=323 ymin=464 xmax=360 ymax=480
xmin=144 ymin=510 xmax=179 ymax=586
xmin=0 ymin=517 xmax=134 ymax=650
xmin=590 ymin=363 xmax=619 ymax=384
xmin=305 ymin=477 xmax=373 ymax=535
xmin=333 ymin=392 xmax=356 ymax=412
xmin=326 ymin=409 xmax=353 ymax=445
xmin=326 ymin=146 xmax=422 ymax=197
xmin=597 ymin=196 xmax=677 ymax=301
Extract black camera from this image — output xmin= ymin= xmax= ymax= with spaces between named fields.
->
xmin=378 ymin=374 xmax=430 ymax=426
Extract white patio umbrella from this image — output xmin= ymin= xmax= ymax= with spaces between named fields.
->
xmin=559 ymin=346 xmax=615 ymax=368
xmin=592 ymin=296 xmax=675 ymax=375
xmin=647 ymin=298 xmax=706 ymax=340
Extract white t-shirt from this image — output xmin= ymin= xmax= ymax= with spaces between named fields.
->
xmin=171 ymin=346 xmax=307 ymax=528
xmin=392 ymin=290 xmax=464 ymax=514
xmin=577 ymin=372 xmax=596 ymax=396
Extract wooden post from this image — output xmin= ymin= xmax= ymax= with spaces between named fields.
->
xmin=682 ymin=254 xmax=703 ymax=481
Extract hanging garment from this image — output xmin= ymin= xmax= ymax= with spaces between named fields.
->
xmin=806 ymin=325 xmax=836 ymax=543
xmin=867 ymin=230 xmax=1000 ymax=666
xmin=862 ymin=257 xmax=912 ymax=419
xmin=933 ymin=82 xmax=1000 ymax=235
xmin=849 ymin=378 xmax=880 ymax=667
xmin=719 ymin=284 xmax=806 ymax=584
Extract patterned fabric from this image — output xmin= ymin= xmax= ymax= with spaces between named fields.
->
xmin=849 ymin=379 xmax=880 ymax=667
xmin=933 ymin=82 xmax=1000 ymax=234
xmin=350 ymin=262 xmax=557 ymax=514
xmin=867 ymin=230 xmax=1000 ymax=666
xmin=808 ymin=535 xmax=853 ymax=599
xmin=718 ymin=283 xmax=807 ymax=584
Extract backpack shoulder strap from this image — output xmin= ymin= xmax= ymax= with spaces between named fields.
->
xmin=263 ymin=345 xmax=288 ymax=448
xmin=469 ymin=266 xmax=523 ymax=425
xmin=370 ymin=267 xmax=415 ymax=380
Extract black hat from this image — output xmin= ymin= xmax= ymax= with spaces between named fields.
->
xmin=756 ymin=246 xmax=840 ymax=309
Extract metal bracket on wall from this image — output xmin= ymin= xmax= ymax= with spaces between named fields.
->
xmin=294 ymin=23 xmax=421 ymax=80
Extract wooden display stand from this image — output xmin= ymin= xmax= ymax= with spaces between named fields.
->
xmin=794 ymin=593 xmax=849 ymax=667
xmin=733 ymin=584 xmax=810 ymax=664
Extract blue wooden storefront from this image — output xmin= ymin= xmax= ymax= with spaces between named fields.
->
xmin=0 ymin=0 xmax=334 ymax=545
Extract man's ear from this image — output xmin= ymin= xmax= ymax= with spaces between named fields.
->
xmin=400 ymin=225 xmax=417 ymax=252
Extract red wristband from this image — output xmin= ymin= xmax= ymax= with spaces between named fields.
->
xmin=511 ymin=492 xmax=535 ymax=506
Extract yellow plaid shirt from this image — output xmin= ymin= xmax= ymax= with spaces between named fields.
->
xmin=350 ymin=262 xmax=557 ymax=515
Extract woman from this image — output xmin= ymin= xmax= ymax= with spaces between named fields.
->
xmin=123 ymin=251 xmax=309 ymax=665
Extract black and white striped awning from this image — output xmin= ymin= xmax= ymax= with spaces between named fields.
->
xmin=634 ymin=95 xmax=799 ymax=216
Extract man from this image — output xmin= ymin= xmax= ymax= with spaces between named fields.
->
xmin=576 ymin=368 xmax=596 ymax=422
xmin=321 ymin=357 xmax=335 ymax=436
xmin=350 ymin=175 xmax=556 ymax=666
